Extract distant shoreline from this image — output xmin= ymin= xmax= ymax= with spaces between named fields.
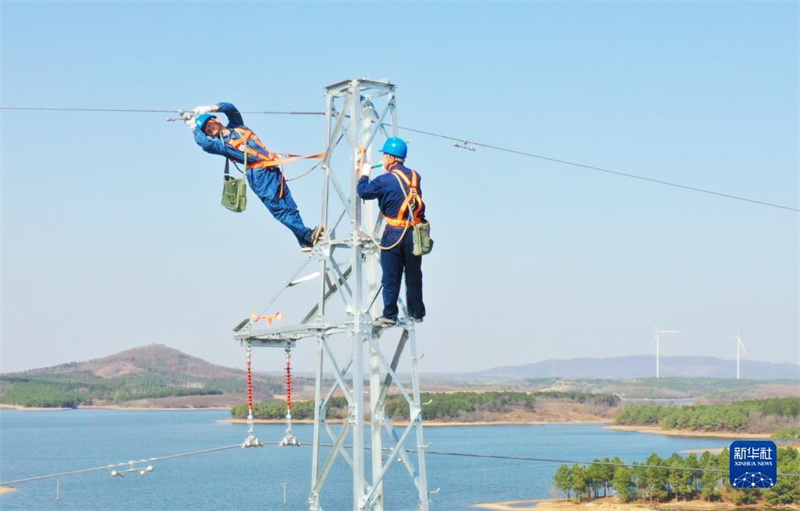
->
xmin=221 ymin=419 xmax=776 ymax=439
xmin=0 ymin=404 xmax=71 ymax=411
xmin=0 ymin=404 xmax=231 ymax=412
xmin=473 ymin=497 xmax=799 ymax=511
xmin=222 ymin=418 xmax=614 ymax=427
xmin=0 ymin=406 xmax=779 ymax=440
xmin=606 ymin=425 xmax=771 ymax=440
xmin=0 ymin=407 xmax=782 ymax=442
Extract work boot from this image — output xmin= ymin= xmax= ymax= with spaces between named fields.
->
xmin=311 ymin=225 xmax=325 ymax=246
xmin=413 ymin=317 xmax=424 ymax=324
xmin=376 ymin=316 xmax=396 ymax=326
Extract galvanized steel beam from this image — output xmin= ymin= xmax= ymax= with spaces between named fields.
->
xmin=236 ymin=79 xmax=429 ymax=511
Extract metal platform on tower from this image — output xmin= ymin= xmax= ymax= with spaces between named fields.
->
xmin=233 ymin=78 xmax=431 ymax=511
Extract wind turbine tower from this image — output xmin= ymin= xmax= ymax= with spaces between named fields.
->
xmin=734 ymin=333 xmax=748 ymax=380
xmin=653 ymin=327 xmax=680 ymax=379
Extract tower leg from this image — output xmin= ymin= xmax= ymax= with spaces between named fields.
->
xmin=369 ymin=339 xmax=385 ymax=511
xmin=409 ymin=327 xmax=430 ymax=511
xmin=349 ymin=79 xmax=367 ymax=511
xmin=309 ymin=336 xmax=325 ymax=511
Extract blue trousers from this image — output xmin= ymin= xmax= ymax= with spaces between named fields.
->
xmin=380 ymin=227 xmax=425 ymax=321
xmin=247 ymin=168 xmax=312 ymax=247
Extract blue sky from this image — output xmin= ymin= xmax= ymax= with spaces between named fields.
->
xmin=1 ymin=1 xmax=798 ymax=375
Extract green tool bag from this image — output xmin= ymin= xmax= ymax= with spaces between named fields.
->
xmin=221 ymin=155 xmax=247 ymax=213
xmin=222 ymin=176 xmax=247 ymax=212
xmin=412 ymin=220 xmax=433 ymax=256
xmin=391 ymin=170 xmax=434 ymax=256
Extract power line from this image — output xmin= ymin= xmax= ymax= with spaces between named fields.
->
xmin=1 ymin=105 xmax=796 ymax=213
xmin=3 ymin=441 xmax=797 ymax=488
xmin=0 ymin=444 xmax=241 ymax=486
xmin=329 ymin=444 xmax=800 ymax=478
xmin=397 ymin=126 xmax=800 ymax=213
xmin=0 ymin=106 xmax=324 ymax=116
xmin=420 ymin=449 xmax=800 ymax=478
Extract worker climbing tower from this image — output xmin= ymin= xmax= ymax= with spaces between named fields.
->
xmin=233 ymin=79 xmax=430 ymax=511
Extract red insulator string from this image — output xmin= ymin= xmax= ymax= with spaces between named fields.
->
xmin=247 ymin=358 xmax=254 ymax=411
xmin=285 ymin=353 xmax=292 ymax=411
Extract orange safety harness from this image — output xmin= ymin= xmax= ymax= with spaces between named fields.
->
xmin=225 ymin=127 xmax=324 ymax=198
xmin=384 ymin=166 xmax=424 ymax=229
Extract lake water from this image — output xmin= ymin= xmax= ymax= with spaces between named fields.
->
xmin=0 ymin=410 xmax=733 ymax=510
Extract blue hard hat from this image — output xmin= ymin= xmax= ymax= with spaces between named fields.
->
xmin=381 ymin=137 xmax=408 ymax=159
xmin=195 ymin=113 xmax=217 ymax=131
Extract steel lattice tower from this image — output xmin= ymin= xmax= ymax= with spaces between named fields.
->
xmin=233 ymin=79 xmax=430 ymax=511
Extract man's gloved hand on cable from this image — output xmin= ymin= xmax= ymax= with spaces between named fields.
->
xmin=178 ymin=110 xmax=195 ymax=129
xmin=192 ymin=105 xmax=218 ymax=116
xmin=360 ymin=162 xmax=372 ymax=178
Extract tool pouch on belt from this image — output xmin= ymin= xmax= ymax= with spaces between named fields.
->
xmin=221 ymin=158 xmax=247 ymax=213
xmin=412 ymin=220 xmax=433 ymax=256
xmin=391 ymin=170 xmax=434 ymax=256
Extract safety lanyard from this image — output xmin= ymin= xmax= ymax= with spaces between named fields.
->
xmin=224 ymin=130 xmax=287 ymax=198
xmin=221 ymin=133 xmax=248 ymax=183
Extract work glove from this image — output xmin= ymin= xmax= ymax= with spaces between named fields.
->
xmin=179 ymin=110 xmax=196 ymax=130
xmin=192 ymin=105 xmax=216 ymax=116
xmin=360 ymin=162 xmax=372 ymax=178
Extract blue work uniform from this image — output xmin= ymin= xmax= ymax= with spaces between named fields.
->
xmin=193 ymin=102 xmax=314 ymax=247
xmin=357 ymin=163 xmax=426 ymax=321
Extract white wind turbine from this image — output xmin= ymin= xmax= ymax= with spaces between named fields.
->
xmin=734 ymin=333 xmax=748 ymax=380
xmin=653 ymin=327 xmax=680 ymax=379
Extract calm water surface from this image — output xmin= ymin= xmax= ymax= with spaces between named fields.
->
xmin=0 ymin=410 xmax=732 ymax=510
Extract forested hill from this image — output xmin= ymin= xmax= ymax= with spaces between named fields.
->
xmin=615 ymin=397 xmax=800 ymax=434
xmin=0 ymin=344 xmax=284 ymax=408
xmin=22 ymin=344 xmax=241 ymax=380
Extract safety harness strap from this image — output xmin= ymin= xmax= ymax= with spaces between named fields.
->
xmin=384 ymin=168 xmax=424 ymax=228
xmin=226 ymin=127 xmax=277 ymax=167
xmin=248 ymin=152 xmax=326 ymax=169
xmin=223 ymin=127 xmax=324 ymax=199
xmin=226 ymin=127 xmax=324 ymax=169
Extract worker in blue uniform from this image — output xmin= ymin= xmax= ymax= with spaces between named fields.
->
xmin=357 ymin=137 xmax=426 ymax=325
xmin=186 ymin=103 xmax=323 ymax=251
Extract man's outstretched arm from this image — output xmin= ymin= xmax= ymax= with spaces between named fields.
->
xmin=193 ymin=128 xmax=229 ymax=156
xmin=192 ymin=102 xmax=244 ymax=128
xmin=215 ymin=102 xmax=244 ymax=128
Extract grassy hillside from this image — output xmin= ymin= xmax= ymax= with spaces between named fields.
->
xmin=515 ymin=377 xmax=800 ymax=402
xmin=3 ymin=346 xmax=796 ymax=413
xmin=0 ymin=344 xmax=288 ymax=408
